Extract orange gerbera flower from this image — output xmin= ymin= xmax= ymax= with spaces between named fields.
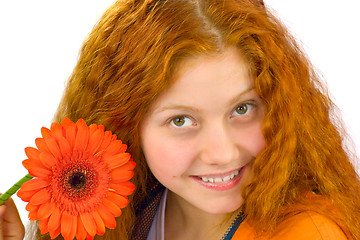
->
xmin=17 ymin=118 xmax=136 ymax=240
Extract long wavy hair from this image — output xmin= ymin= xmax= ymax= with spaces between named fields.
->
xmin=31 ymin=0 xmax=360 ymax=239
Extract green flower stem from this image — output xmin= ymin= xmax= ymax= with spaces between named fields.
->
xmin=0 ymin=174 xmax=33 ymax=205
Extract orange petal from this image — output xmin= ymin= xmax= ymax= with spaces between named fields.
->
xmin=24 ymin=147 xmax=40 ymax=161
xmin=27 ymin=169 xmax=51 ymax=179
xmin=89 ymin=123 xmax=97 ymax=132
xmin=97 ymin=124 xmax=105 ymax=132
xmin=25 ymin=202 xmax=39 ymax=212
xmin=69 ymin=216 xmax=78 ymax=240
xmin=91 ymin=210 xmax=105 ymax=235
xmin=76 ymin=215 xmax=87 ymax=240
xmin=110 ymin=165 xmax=135 ymax=183
xmin=80 ymin=213 xmax=96 ymax=237
xmin=41 ymin=127 xmax=52 ymax=138
xmin=58 ymin=136 xmax=72 ymax=157
xmin=39 ymin=218 xmax=49 ymax=234
xmin=102 ymin=140 xmax=123 ymax=158
xmin=87 ymin=129 xmax=104 ymax=155
xmin=49 ymin=225 xmax=61 ymax=239
xmin=61 ymin=211 xmax=77 ymax=240
xmin=76 ymin=118 xmax=87 ymax=127
xmin=110 ymin=160 xmax=136 ymax=173
xmin=24 ymin=147 xmax=44 ymax=168
xmin=28 ymin=211 xmax=38 ymax=221
xmin=111 ymin=134 xmax=117 ymax=141
xmin=98 ymin=131 xmax=113 ymax=152
xmin=20 ymin=178 xmax=50 ymax=192
xmin=48 ymin=208 xmax=61 ymax=232
xmin=86 ymin=233 xmax=94 ymax=240
xmin=104 ymin=153 xmax=130 ymax=169
xmin=22 ymin=160 xmax=51 ymax=178
xmin=61 ymin=117 xmax=73 ymax=126
xmin=97 ymin=205 xmax=116 ymax=229
xmin=25 ymin=203 xmax=40 ymax=221
xmin=37 ymin=201 xmax=56 ymax=220
xmin=17 ymin=188 xmax=40 ymax=202
xmin=39 ymin=152 xmax=57 ymax=169
xmin=35 ymin=138 xmax=50 ymax=154
xmin=107 ymin=191 xmax=129 ymax=208
xmin=50 ymin=122 xmax=64 ymax=140
xmin=109 ymin=182 xmax=135 ymax=196
xmin=102 ymin=198 xmax=122 ymax=217
xmin=74 ymin=119 xmax=89 ymax=152
xmin=44 ymin=136 xmax=62 ymax=160
xmin=118 ymin=143 xmax=127 ymax=153
xmin=29 ymin=188 xmax=51 ymax=205
xmin=110 ymin=182 xmax=135 ymax=195
xmin=122 ymin=160 xmax=136 ymax=171
xmin=62 ymin=119 xmax=77 ymax=149
xmin=111 ymin=171 xmax=134 ymax=183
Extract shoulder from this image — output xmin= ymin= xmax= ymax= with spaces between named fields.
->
xmin=233 ymin=210 xmax=350 ymax=240
xmin=270 ymin=210 xmax=349 ymax=240
xmin=236 ymin=192 xmax=352 ymax=240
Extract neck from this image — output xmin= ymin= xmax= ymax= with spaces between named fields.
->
xmin=165 ymin=191 xmax=239 ymax=240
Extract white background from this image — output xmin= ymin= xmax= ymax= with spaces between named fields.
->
xmin=0 ymin=0 xmax=359 ymax=226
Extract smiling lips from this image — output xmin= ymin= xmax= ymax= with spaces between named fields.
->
xmin=193 ymin=167 xmax=245 ymax=191
xmin=200 ymin=170 xmax=240 ymax=183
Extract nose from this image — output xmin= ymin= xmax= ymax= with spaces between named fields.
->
xmin=198 ymin=123 xmax=239 ymax=165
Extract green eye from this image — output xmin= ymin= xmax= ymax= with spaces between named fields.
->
xmin=172 ymin=116 xmax=186 ymax=127
xmin=235 ymin=104 xmax=248 ymax=115
xmin=171 ymin=116 xmax=193 ymax=127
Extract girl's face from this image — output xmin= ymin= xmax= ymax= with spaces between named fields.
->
xmin=140 ymin=47 xmax=266 ymax=215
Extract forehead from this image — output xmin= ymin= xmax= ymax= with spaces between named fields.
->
xmin=173 ymin=47 xmax=252 ymax=90
xmin=175 ymin=47 xmax=250 ymax=78
xmin=149 ymin=47 xmax=254 ymax=110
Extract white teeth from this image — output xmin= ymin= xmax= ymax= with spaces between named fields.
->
xmin=214 ymin=177 xmax=222 ymax=183
xmin=200 ymin=170 xmax=239 ymax=183
xmin=223 ymin=175 xmax=231 ymax=182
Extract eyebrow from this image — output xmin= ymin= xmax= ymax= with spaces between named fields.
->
xmin=154 ymin=86 xmax=256 ymax=114
xmin=227 ymin=86 xmax=255 ymax=106
xmin=154 ymin=105 xmax=201 ymax=114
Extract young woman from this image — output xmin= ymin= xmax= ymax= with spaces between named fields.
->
xmin=2 ymin=0 xmax=360 ymax=239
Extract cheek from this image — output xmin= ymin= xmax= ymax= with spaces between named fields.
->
xmin=236 ymin=122 xmax=266 ymax=156
xmin=143 ymin=137 xmax=196 ymax=179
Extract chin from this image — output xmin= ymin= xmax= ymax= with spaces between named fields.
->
xmin=200 ymin=198 xmax=243 ymax=215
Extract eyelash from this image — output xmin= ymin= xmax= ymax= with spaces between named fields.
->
xmin=232 ymin=102 xmax=256 ymax=117
xmin=167 ymin=101 xmax=258 ymax=128
xmin=169 ymin=115 xmax=195 ymax=128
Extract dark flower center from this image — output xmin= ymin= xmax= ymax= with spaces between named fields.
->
xmin=68 ymin=172 xmax=86 ymax=190
xmin=55 ymin=160 xmax=98 ymax=202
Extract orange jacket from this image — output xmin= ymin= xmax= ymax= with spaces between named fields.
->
xmin=232 ymin=211 xmax=349 ymax=240
xmin=232 ymin=193 xmax=351 ymax=240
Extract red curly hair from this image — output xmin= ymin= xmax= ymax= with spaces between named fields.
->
xmin=32 ymin=0 xmax=360 ymax=239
